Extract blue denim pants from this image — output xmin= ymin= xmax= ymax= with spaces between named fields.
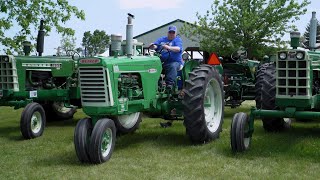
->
xmin=163 ymin=62 xmax=180 ymax=86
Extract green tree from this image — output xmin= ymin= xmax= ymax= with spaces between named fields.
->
xmin=181 ymin=0 xmax=310 ymax=59
xmin=302 ymin=22 xmax=320 ymax=49
xmin=0 ymin=0 xmax=85 ymax=54
xmin=59 ymin=34 xmax=76 ymax=56
xmin=82 ymin=30 xmax=110 ymax=56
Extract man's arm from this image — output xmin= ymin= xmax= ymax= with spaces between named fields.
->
xmin=149 ymin=37 xmax=163 ymax=50
xmin=163 ymin=37 xmax=182 ymax=52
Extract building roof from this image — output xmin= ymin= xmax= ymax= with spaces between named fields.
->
xmin=133 ymin=19 xmax=195 ymax=39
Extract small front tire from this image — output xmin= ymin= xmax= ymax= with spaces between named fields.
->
xmin=74 ymin=118 xmax=93 ymax=163
xmin=88 ymin=118 xmax=116 ymax=164
xmin=20 ymin=102 xmax=46 ymax=139
xmin=231 ymin=112 xmax=251 ymax=152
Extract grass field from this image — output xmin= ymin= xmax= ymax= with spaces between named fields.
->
xmin=1 ymin=101 xmax=320 ymax=179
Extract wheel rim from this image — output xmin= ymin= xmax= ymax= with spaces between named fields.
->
xmin=204 ymin=78 xmax=223 ymax=133
xmin=31 ymin=111 xmax=42 ymax=134
xmin=117 ymin=112 xmax=140 ymax=129
xmin=101 ymin=128 xmax=113 ymax=157
xmin=53 ymin=102 xmax=72 ymax=113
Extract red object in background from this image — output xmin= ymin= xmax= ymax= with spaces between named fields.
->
xmin=207 ymin=53 xmax=221 ymax=65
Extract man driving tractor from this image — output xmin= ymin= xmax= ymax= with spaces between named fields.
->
xmin=149 ymin=25 xmax=183 ymax=92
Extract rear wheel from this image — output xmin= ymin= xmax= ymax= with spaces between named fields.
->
xmin=43 ymin=102 xmax=77 ymax=121
xmin=88 ymin=118 xmax=116 ymax=164
xmin=74 ymin=118 xmax=93 ymax=163
xmin=20 ymin=102 xmax=46 ymax=139
xmin=255 ymin=63 xmax=268 ymax=109
xmin=183 ymin=65 xmax=224 ymax=143
xmin=260 ymin=63 xmax=289 ymax=131
xmin=231 ymin=112 xmax=251 ymax=152
xmin=113 ymin=112 xmax=142 ymax=134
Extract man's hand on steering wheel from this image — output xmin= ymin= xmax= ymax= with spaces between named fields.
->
xmin=162 ymin=44 xmax=171 ymax=51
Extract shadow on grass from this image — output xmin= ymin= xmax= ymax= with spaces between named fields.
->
xmin=0 ymin=126 xmax=24 ymax=141
xmin=33 ymin=149 xmax=94 ymax=167
xmin=220 ymin=124 xmax=320 ymax=162
xmin=116 ymin=127 xmax=192 ymax=151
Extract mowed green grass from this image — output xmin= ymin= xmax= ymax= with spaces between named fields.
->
xmin=1 ymin=101 xmax=320 ymax=179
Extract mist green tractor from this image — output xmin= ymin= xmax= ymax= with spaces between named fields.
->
xmin=74 ymin=14 xmax=225 ymax=164
xmin=230 ymin=12 xmax=320 ymax=152
xmin=0 ymin=20 xmax=80 ymax=139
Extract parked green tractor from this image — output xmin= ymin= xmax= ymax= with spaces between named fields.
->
xmin=221 ymin=50 xmax=261 ymax=108
xmin=74 ymin=14 xmax=225 ymax=164
xmin=231 ymin=12 xmax=320 ymax=152
xmin=0 ymin=20 xmax=80 ymax=139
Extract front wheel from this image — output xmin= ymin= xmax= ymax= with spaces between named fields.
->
xmin=88 ymin=118 xmax=116 ymax=164
xmin=74 ymin=118 xmax=93 ymax=163
xmin=183 ymin=64 xmax=224 ymax=143
xmin=20 ymin=102 xmax=46 ymax=139
xmin=231 ymin=112 xmax=251 ymax=152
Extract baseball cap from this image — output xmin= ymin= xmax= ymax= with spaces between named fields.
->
xmin=168 ymin=25 xmax=177 ymax=33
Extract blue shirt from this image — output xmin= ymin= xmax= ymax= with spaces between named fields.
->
xmin=154 ymin=36 xmax=183 ymax=65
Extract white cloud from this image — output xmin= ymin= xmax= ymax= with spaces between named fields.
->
xmin=119 ymin=0 xmax=183 ymax=10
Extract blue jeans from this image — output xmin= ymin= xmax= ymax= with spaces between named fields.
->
xmin=163 ymin=62 xmax=180 ymax=86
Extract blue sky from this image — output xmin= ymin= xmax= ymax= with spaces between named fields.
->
xmin=12 ymin=0 xmax=320 ymax=55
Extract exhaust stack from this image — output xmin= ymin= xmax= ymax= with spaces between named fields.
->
xmin=126 ymin=13 xmax=134 ymax=58
xmin=37 ymin=19 xmax=45 ymax=56
xmin=309 ymin=11 xmax=317 ymax=51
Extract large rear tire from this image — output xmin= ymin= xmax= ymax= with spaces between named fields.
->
xmin=255 ymin=63 xmax=268 ymax=109
xmin=43 ymin=102 xmax=76 ymax=121
xmin=20 ymin=102 xmax=46 ymax=139
xmin=113 ymin=112 xmax=142 ymax=134
xmin=183 ymin=64 xmax=224 ymax=143
xmin=260 ymin=63 xmax=288 ymax=131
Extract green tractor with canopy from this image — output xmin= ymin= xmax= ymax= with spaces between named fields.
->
xmin=74 ymin=14 xmax=225 ymax=164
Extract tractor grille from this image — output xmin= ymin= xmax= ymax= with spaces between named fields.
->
xmin=276 ymin=52 xmax=310 ymax=98
xmin=79 ymin=67 xmax=113 ymax=107
xmin=0 ymin=56 xmax=19 ymax=91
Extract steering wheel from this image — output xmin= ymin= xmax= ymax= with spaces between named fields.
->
xmin=148 ymin=43 xmax=171 ymax=62
xmin=231 ymin=49 xmax=247 ymax=61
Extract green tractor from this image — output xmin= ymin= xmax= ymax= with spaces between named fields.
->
xmin=74 ymin=14 xmax=225 ymax=164
xmin=231 ymin=12 xmax=320 ymax=152
xmin=221 ymin=49 xmax=261 ymax=108
xmin=0 ymin=20 xmax=81 ymax=139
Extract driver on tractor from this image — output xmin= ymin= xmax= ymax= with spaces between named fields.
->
xmin=149 ymin=25 xmax=183 ymax=92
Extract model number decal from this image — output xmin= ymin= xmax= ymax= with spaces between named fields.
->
xmin=22 ymin=63 xmax=62 ymax=69
xmin=79 ymin=59 xmax=100 ymax=64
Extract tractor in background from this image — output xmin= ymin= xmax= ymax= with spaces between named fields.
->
xmin=0 ymin=20 xmax=80 ymax=139
xmin=221 ymin=49 xmax=261 ymax=108
xmin=231 ymin=12 xmax=320 ymax=152
xmin=74 ymin=14 xmax=225 ymax=164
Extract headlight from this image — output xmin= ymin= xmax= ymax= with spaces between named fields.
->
xmin=3 ymin=56 xmax=9 ymax=62
xmin=279 ymin=52 xmax=287 ymax=60
xmin=296 ymin=52 xmax=304 ymax=60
